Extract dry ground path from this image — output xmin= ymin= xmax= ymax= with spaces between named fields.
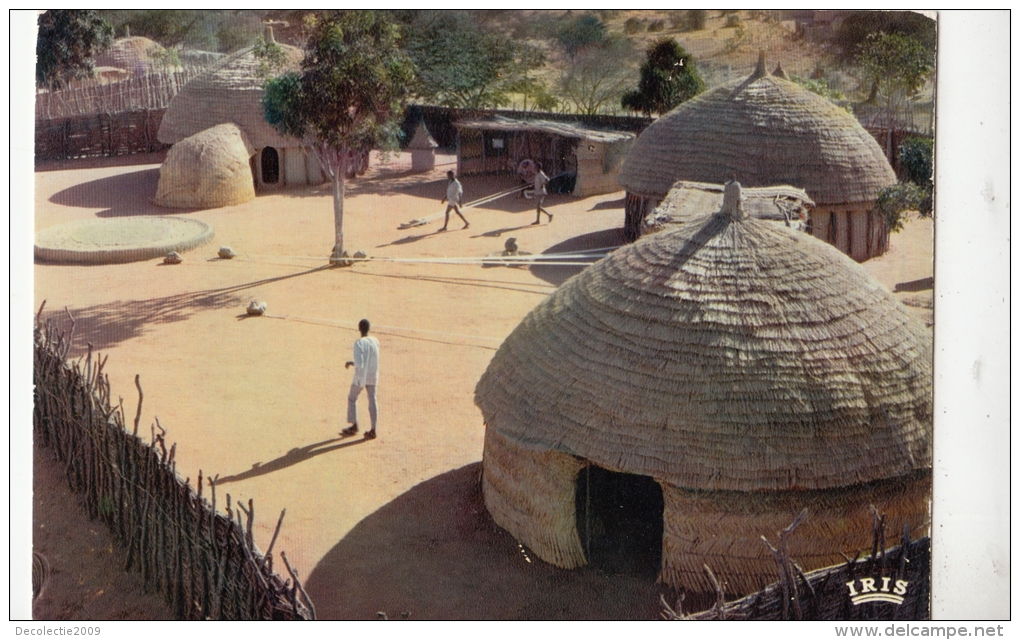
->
xmin=31 ymin=152 xmax=932 ymax=619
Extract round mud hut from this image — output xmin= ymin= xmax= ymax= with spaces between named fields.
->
xmin=475 ymin=182 xmax=932 ymax=596
xmin=618 ymin=52 xmax=897 ymax=262
xmin=157 ymin=29 xmax=322 ymax=190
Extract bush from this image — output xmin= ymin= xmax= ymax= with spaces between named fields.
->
xmin=724 ymin=14 xmax=741 ymax=28
xmin=623 ymin=17 xmax=643 ymax=35
xmin=686 ymin=10 xmax=707 ymax=31
xmin=877 ymin=182 xmax=931 ymax=232
xmin=648 ymin=19 xmax=666 ymax=33
xmin=899 ymin=136 xmax=934 ymax=187
xmin=595 ymin=10 xmax=621 ymax=21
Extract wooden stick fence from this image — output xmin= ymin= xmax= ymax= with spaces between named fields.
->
xmin=36 ymin=66 xmax=205 ymax=120
xmin=33 ymin=304 xmax=314 ymax=620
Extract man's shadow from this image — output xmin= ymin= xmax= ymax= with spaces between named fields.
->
xmin=214 ymin=435 xmax=371 ymax=486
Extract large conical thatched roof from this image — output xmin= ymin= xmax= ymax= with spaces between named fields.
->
xmin=157 ymin=42 xmax=304 ymax=148
xmin=476 ymin=185 xmax=931 ymax=492
xmin=618 ymin=53 xmax=896 ymax=205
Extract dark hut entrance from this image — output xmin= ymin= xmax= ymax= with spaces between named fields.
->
xmin=576 ymin=464 xmax=663 ymax=578
xmin=261 ymin=147 xmax=280 ymax=184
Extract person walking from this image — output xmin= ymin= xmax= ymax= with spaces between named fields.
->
xmin=532 ymin=163 xmax=553 ymax=225
xmin=342 ymin=319 xmax=379 ymax=439
xmin=440 ymin=170 xmax=469 ymax=231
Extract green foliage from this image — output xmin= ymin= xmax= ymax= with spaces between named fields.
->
xmin=834 ymin=11 xmax=936 ymax=63
xmin=877 ymin=182 xmax=931 ymax=232
xmin=149 ymin=46 xmax=182 ymax=70
xmin=899 ymin=136 xmax=934 ymax=188
xmin=858 ymin=33 xmax=934 ymax=100
xmin=252 ymin=35 xmax=287 ymax=80
xmin=99 ymin=10 xmax=264 ymax=53
xmin=559 ymin=14 xmax=608 ymax=57
xmin=790 ymin=74 xmax=853 ymax=113
xmin=36 ymin=10 xmax=114 ymax=89
xmin=621 ymin=38 xmax=704 ymax=116
xmin=396 ymin=10 xmax=545 ymax=109
xmin=118 ymin=10 xmax=205 ymax=47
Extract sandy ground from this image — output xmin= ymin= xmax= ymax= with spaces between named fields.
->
xmin=32 ymin=151 xmax=933 ymax=619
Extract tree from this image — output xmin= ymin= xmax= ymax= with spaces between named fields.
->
xmin=621 ymin=38 xmax=705 ymax=116
xmin=262 ymin=11 xmax=415 ymax=263
xmin=856 ymin=33 xmax=934 ymax=126
xmin=559 ymin=38 xmax=635 ymax=116
xmin=394 ymin=10 xmax=545 ymax=109
xmin=558 ymin=14 xmax=607 ymax=58
xmin=36 ymin=10 xmax=114 ymax=89
xmin=833 ymin=11 xmax=936 ymax=64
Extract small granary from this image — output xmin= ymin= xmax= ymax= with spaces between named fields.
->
xmin=157 ymin=28 xmax=323 ymax=190
xmin=475 ymin=182 xmax=932 ymax=596
xmin=642 ymin=181 xmax=814 ymax=236
xmin=454 ymin=116 xmax=635 ymax=197
xmin=154 ymin=123 xmax=256 ymax=209
xmin=618 ymin=52 xmax=897 ymax=261
xmin=406 ymin=120 xmax=439 ymax=173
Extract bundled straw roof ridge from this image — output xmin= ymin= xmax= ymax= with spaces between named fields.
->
xmin=618 ymin=60 xmax=896 ymax=205
xmin=475 ymin=211 xmax=932 ymax=492
xmin=157 ymin=43 xmax=304 ymax=147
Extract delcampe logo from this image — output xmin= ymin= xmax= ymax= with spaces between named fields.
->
xmin=845 ymin=577 xmax=909 ymax=605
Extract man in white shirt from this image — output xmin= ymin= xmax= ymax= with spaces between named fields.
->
xmin=342 ymin=319 xmax=379 ymax=439
xmin=440 ymin=170 xmax=469 ymax=231
xmin=532 ymin=163 xmax=553 ymax=225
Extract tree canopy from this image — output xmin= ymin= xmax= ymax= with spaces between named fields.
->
xmin=393 ymin=10 xmax=547 ymax=109
xmin=621 ymin=38 xmax=704 ymax=116
xmin=36 ymin=10 xmax=114 ymax=89
xmin=558 ymin=37 xmax=635 ymax=116
xmin=833 ymin=11 xmax=936 ymax=63
xmin=262 ymin=10 xmax=415 ymax=261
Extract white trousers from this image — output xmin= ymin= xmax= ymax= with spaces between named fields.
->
xmin=347 ymin=384 xmax=377 ymax=431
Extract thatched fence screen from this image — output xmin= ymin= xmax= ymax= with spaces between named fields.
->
xmin=33 ymin=307 xmax=315 ymax=620
xmin=36 ymin=67 xmax=204 ymax=120
xmin=36 ymin=109 xmax=168 ymax=161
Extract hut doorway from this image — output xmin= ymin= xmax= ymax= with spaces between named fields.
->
xmin=261 ymin=147 xmax=280 ymax=184
xmin=576 ymin=464 xmax=663 ymax=579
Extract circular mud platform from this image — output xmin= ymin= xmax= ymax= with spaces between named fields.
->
xmin=35 ymin=217 xmax=213 ymax=265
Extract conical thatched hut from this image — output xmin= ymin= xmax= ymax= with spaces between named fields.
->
xmin=154 ymin=123 xmax=256 ymax=209
xmin=95 ymin=36 xmax=165 ymax=75
xmin=618 ymin=52 xmax=897 ymax=261
xmin=407 ymin=121 xmax=439 ymax=173
xmin=157 ymin=29 xmax=323 ymax=190
xmin=476 ymin=182 xmax=931 ymax=596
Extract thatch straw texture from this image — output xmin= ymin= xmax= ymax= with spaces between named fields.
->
xmin=482 ymin=428 xmax=587 ymax=569
xmin=618 ymin=56 xmax=896 ymax=206
xmin=644 ymin=181 xmax=814 ymax=236
xmin=95 ymin=37 xmax=165 ymax=73
xmin=157 ymin=44 xmax=304 ymax=148
xmin=406 ymin=121 xmax=438 ymax=150
xmin=155 ymin=123 xmax=256 ymax=209
xmin=660 ymin=471 xmax=931 ymax=595
xmin=475 ymin=206 xmax=932 ymax=493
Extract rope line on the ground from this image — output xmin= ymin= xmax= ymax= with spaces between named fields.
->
xmin=261 ymin=314 xmax=502 ymax=351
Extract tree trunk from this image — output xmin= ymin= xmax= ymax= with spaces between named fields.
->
xmin=329 ymin=149 xmax=350 ymax=265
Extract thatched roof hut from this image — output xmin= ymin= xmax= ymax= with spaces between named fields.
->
xmin=618 ymin=52 xmax=896 ymax=261
xmin=642 ymin=181 xmax=814 ymax=236
xmin=154 ymin=123 xmax=256 ymax=209
xmin=95 ymin=36 xmax=165 ymax=74
xmin=476 ymin=182 xmax=931 ymax=596
xmin=157 ymin=30 xmax=323 ymax=189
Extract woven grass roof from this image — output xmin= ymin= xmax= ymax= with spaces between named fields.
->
xmin=157 ymin=43 xmax=304 ymax=148
xmin=618 ymin=54 xmax=896 ymax=205
xmin=475 ymin=186 xmax=931 ymax=492
xmin=95 ymin=37 xmax=164 ymax=72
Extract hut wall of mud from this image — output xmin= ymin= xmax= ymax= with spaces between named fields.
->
xmin=36 ymin=109 xmax=169 ymax=161
xmin=32 ymin=313 xmax=314 ymax=620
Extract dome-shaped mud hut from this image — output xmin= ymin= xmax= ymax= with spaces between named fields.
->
xmin=157 ymin=29 xmax=323 ymax=190
xmin=619 ymin=52 xmax=896 ymax=262
xmin=475 ymin=182 xmax=931 ymax=596
xmin=154 ymin=123 xmax=256 ymax=209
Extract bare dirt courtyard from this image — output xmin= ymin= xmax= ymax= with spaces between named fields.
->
xmin=32 ymin=151 xmax=933 ymax=620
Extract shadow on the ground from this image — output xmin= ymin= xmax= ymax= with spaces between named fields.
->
xmin=304 ymin=462 xmax=666 ymax=620
xmin=530 ymin=227 xmax=627 ymax=287
xmin=214 ymin=436 xmax=371 ymax=486
xmin=41 ymin=266 xmax=331 ymax=358
xmin=588 ymin=197 xmax=626 ymax=211
xmin=48 ymin=167 xmax=203 ymax=218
